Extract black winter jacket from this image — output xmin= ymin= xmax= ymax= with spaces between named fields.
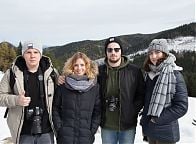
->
xmin=140 ymin=70 xmax=188 ymax=143
xmin=98 ymin=57 xmax=145 ymax=130
xmin=52 ymin=83 xmax=101 ymax=144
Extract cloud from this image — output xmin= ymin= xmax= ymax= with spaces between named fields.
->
xmin=0 ymin=0 xmax=194 ymax=46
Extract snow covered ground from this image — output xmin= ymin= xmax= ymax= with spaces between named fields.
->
xmin=0 ymin=71 xmax=196 ymax=144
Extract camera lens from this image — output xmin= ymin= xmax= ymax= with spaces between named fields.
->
xmin=106 ymin=96 xmax=119 ymax=112
xmin=109 ymin=103 xmax=117 ymax=112
xmin=31 ymin=115 xmax=42 ymax=134
xmin=26 ymin=107 xmax=43 ymax=135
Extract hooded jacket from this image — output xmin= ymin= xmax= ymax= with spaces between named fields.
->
xmin=98 ymin=56 xmax=145 ymax=130
xmin=0 ymin=55 xmax=58 ymax=144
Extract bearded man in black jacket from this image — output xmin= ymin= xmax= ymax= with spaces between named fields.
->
xmin=98 ymin=37 xmax=145 ymax=144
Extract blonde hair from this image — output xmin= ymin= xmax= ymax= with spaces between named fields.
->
xmin=62 ymin=52 xmax=98 ymax=79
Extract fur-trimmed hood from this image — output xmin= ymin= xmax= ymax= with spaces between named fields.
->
xmin=11 ymin=55 xmax=54 ymax=73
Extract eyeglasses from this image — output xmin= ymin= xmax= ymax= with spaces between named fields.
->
xmin=107 ymin=48 xmax=121 ymax=53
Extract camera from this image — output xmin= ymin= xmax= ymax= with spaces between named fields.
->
xmin=26 ymin=107 xmax=43 ymax=135
xmin=106 ymin=96 xmax=119 ymax=112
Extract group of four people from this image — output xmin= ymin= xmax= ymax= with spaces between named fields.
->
xmin=0 ymin=37 xmax=188 ymax=144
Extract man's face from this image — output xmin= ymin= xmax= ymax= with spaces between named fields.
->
xmin=106 ymin=42 xmax=121 ymax=63
xmin=23 ymin=48 xmax=41 ymax=70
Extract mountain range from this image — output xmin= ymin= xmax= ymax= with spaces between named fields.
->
xmin=43 ymin=23 xmax=196 ymax=97
xmin=43 ymin=22 xmax=195 ymax=69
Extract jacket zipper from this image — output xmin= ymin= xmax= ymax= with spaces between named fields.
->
xmin=118 ymin=71 xmax=121 ymax=132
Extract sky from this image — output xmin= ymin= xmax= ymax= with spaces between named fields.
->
xmin=0 ymin=0 xmax=195 ymax=46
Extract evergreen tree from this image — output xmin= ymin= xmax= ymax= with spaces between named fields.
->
xmin=17 ymin=41 xmax=22 ymax=55
xmin=0 ymin=42 xmax=16 ymax=72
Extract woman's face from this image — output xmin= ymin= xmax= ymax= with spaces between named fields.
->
xmin=73 ymin=58 xmax=86 ymax=76
xmin=149 ymin=50 xmax=164 ymax=65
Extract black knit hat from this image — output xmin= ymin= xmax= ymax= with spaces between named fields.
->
xmin=104 ymin=37 xmax=123 ymax=55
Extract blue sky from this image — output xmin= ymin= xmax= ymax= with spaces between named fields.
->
xmin=0 ymin=0 xmax=195 ymax=46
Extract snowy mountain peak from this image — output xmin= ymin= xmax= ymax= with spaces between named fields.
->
xmin=167 ymin=36 xmax=196 ymax=52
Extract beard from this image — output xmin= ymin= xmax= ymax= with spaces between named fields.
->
xmin=108 ymin=57 xmax=121 ymax=63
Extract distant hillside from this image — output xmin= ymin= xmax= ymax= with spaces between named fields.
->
xmin=44 ymin=22 xmax=196 ymax=69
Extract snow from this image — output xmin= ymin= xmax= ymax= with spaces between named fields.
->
xmin=0 ymin=107 xmax=11 ymax=141
xmin=0 ymin=71 xmax=196 ymax=143
xmin=0 ymin=71 xmax=3 ymax=80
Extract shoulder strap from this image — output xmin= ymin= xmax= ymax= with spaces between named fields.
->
xmin=4 ymin=108 xmax=9 ymax=118
xmin=4 ymin=68 xmax=15 ymax=118
xmin=9 ymin=68 xmax=15 ymax=94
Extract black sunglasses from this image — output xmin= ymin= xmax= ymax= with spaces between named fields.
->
xmin=107 ymin=48 xmax=121 ymax=53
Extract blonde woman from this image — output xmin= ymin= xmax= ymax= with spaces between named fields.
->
xmin=52 ymin=52 xmax=101 ymax=144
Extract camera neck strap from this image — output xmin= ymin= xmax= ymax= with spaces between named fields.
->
xmin=23 ymin=67 xmax=45 ymax=108
xmin=37 ymin=67 xmax=45 ymax=99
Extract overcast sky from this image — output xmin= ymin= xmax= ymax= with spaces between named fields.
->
xmin=0 ymin=0 xmax=195 ymax=46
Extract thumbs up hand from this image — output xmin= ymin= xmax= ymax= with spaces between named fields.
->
xmin=16 ymin=92 xmax=31 ymax=106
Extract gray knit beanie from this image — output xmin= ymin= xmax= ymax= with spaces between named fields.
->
xmin=22 ymin=40 xmax=43 ymax=55
xmin=147 ymin=39 xmax=169 ymax=55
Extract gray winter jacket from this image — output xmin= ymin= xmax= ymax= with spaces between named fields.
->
xmin=0 ymin=55 xmax=58 ymax=144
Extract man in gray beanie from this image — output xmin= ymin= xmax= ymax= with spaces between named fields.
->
xmin=98 ymin=37 xmax=145 ymax=144
xmin=0 ymin=40 xmax=58 ymax=144
xmin=22 ymin=41 xmax=43 ymax=56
